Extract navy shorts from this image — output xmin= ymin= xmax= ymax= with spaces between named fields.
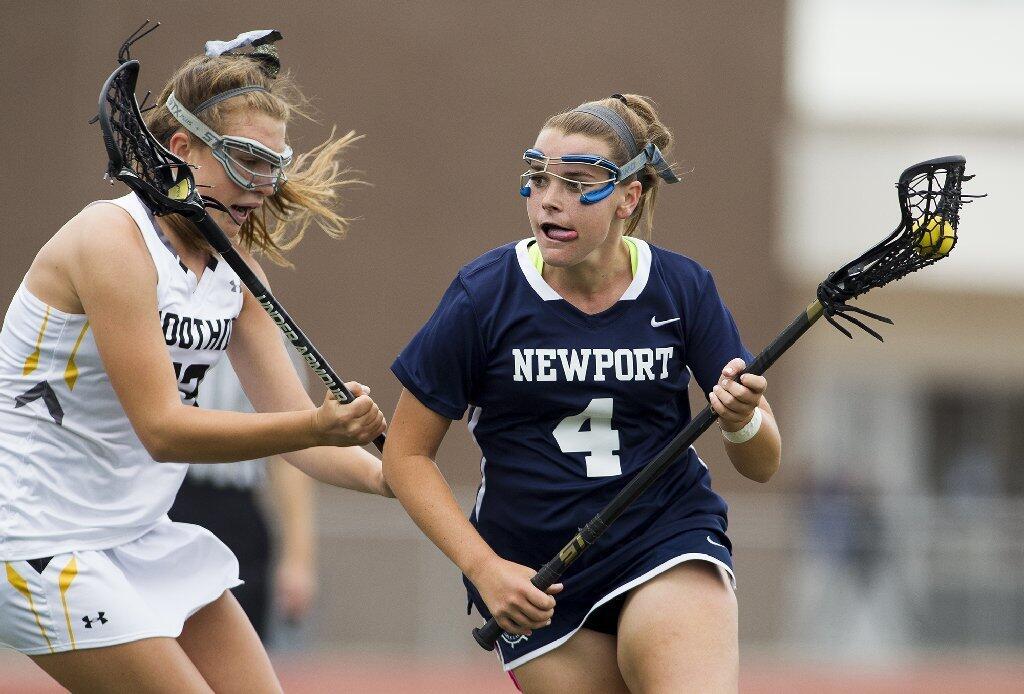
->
xmin=467 ymin=525 xmax=735 ymax=671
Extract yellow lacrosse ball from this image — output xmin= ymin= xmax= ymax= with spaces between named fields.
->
xmin=168 ymin=178 xmax=191 ymax=201
xmin=914 ymin=215 xmax=956 ymax=258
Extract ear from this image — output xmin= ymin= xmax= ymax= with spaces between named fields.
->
xmin=167 ymin=130 xmax=193 ymax=162
xmin=615 ymin=180 xmax=643 ymax=220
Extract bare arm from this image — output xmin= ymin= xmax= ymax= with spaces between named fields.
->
xmin=382 ymin=389 xmax=560 ymax=635
xmin=382 ymin=389 xmax=492 ymax=574
xmin=268 ymin=456 xmax=316 ymax=622
xmin=65 ymin=204 xmax=381 ymax=464
xmin=226 ymin=251 xmax=387 ymax=495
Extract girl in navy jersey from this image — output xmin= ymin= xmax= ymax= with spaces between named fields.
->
xmin=0 ymin=31 xmax=387 ymax=692
xmin=385 ymin=94 xmax=781 ymax=692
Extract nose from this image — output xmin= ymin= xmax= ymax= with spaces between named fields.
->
xmin=539 ymin=182 xmax=565 ymax=212
xmin=249 ymin=179 xmax=276 ymax=197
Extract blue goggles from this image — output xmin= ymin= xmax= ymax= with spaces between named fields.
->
xmin=519 ymin=143 xmax=680 ymax=205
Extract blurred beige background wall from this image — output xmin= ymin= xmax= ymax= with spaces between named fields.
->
xmin=3 ymin=1 xmax=1021 ymax=689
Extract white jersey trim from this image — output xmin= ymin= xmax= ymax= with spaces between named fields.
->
xmin=467 ymin=406 xmax=487 ymax=518
xmin=514 ymin=238 xmax=652 ymax=302
xmin=620 ymin=238 xmax=652 ymax=300
xmin=515 ymin=239 xmax=560 ymax=300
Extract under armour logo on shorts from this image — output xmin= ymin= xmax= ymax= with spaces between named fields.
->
xmin=82 ymin=612 xmax=108 ymax=628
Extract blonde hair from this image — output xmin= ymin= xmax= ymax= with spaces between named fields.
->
xmin=544 ymin=95 xmax=674 ymax=238
xmin=145 ymin=52 xmax=360 ymax=266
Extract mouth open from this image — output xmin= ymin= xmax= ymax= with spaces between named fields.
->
xmin=540 ymin=222 xmax=578 ymax=242
xmin=228 ymin=204 xmax=257 ymax=225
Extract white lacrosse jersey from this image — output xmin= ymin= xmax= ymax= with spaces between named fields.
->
xmin=184 ymin=345 xmax=309 ymax=491
xmin=0 ymin=192 xmax=244 ymax=560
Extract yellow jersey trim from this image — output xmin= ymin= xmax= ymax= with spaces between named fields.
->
xmin=57 ymin=557 xmax=79 ymax=649
xmin=64 ymin=322 xmax=90 ymax=391
xmin=528 ymin=236 xmax=638 ymax=277
xmin=6 ymin=562 xmax=54 ymax=653
xmin=22 ymin=305 xmax=51 ymax=376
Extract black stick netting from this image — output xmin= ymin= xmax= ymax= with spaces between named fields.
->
xmin=96 ymin=21 xmax=201 ymax=219
xmin=99 ymin=61 xmax=198 ymax=218
xmin=815 ymin=156 xmax=980 ymax=340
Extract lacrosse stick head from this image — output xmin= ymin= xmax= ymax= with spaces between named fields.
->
xmin=826 ymin=156 xmax=969 ymax=299
xmin=97 ymin=58 xmax=206 ymax=220
xmin=813 ymin=156 xmax=977 ymax=339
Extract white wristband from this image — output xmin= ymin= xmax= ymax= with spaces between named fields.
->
xmin=721 ymin=407 xmax=763 ymax=444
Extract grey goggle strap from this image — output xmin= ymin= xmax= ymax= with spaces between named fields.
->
xmin=194 ymin=85 xmax=270 ymax=115
xmin=165 ymin=91 xmax=223 ymax=150
xmin=572 ymin=103 xmax=680 ymax=185
xmin=619 ymin=143 xmax=681 ymax=184
xmin=573 ymin=104 xmax=640 ymax=159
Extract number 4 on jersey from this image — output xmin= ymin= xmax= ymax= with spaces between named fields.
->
xmin=553 ymin=398 xmax=621 ymax=477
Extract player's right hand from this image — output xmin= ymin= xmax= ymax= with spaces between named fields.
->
xmin=312 ymin=381 xmax=386 ymax=447
xmin=472 ymin=556 xmax=563 ymax=636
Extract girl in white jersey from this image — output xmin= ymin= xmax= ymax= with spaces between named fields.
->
xmin=0 ymin=31 xmax=387 ymax=692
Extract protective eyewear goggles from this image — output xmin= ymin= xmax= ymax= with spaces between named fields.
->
xmin=165 ymin=91 xmax=292 ymax=193
xmin=519 ymin=143 xmax=680 ymax=205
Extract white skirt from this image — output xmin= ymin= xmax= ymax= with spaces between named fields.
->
xmin=0 ymin=518 xmax=241 ymax=655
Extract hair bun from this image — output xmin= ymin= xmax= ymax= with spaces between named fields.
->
xmin=249 ymin=44 xmax=281 ymax=78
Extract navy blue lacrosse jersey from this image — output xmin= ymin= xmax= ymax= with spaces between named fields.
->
xmin=392 ymin=238 xmax=754 ymax=667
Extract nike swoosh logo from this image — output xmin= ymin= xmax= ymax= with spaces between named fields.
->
xmin=651 ymin=316 xmax=680 ymax=327
xmin=706 ymin=535 xmax=726 ymax=549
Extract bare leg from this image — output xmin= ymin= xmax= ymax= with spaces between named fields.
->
xmin=511 ymin=627 xmax=630 ymax=694
xmin=176 ymin=590 xmax=283 ymax=694
xmin=31 ymin=637 xmax=213 ymax=694
xmin=616 ymin=561 xmax=738 ymax=694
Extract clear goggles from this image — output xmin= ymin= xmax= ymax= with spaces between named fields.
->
xmin=165 ymin=91 xmax=292 ymax=193
xmin=519 ymin=143 xmax=679 ymax=205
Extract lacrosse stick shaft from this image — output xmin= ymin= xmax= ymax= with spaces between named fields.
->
xmin=473 ymin=299 xmax=824 ymax=650
xmin=195 ymin=216 xmax=386 ymax=453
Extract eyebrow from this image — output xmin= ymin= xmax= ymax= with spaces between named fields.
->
xmin=559 ymin=168 xmax=601 ymax=179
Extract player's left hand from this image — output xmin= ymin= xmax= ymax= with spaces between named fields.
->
xmin=709 ymin=358 xmax=767 ymax=433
